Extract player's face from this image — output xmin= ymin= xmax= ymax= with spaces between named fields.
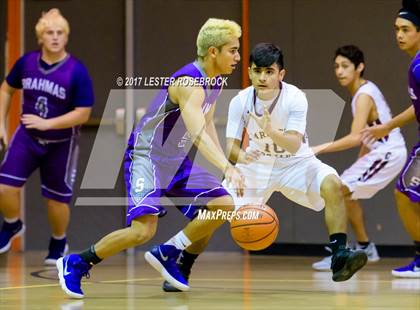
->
xmin=395 ymin=18 xmax=420 ymax=55
xmin=249 ymin=63 xmax=285 ymax=100
xmin=40 ymin=24 xmax=68 ymax=54
xmin=215 ymin=37 xmax=241 ymax=75
xmin=334 ymin=55 xmax=359 ymax=87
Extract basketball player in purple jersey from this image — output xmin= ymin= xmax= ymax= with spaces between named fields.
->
xmin=163 ymin=43 xmax=369 ymax=293
xmin=362 ymin=0 xmax=420 ymax=278
xmin=57 ymin=18 xmax=244 ymax=298
xmin=0 ymin=9 xmax=94 ymax=265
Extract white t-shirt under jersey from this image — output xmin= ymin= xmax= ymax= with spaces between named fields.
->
xmin=352 ymin=81 xmax=405 ymax=149
xmin=226 ymin=81 xmax=314 ymax=167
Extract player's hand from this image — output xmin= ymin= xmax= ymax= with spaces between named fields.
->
xmin=360 ymin=124 xmax=390 ymax=146
xmin=225 ymin=165 xmax=245 ymax=197
xmin=21 ymin=114 xmax=52 ymax=131
xmin=238 ymin=149 xmax=261 ymax=164
xmin=0 ymin=125 xmax=8 ymax=151
xmin=250 ymin=107 xmax=273 ymax=135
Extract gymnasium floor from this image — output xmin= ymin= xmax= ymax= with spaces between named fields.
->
xmin=0 ymin=251 xmax=419 ymax=310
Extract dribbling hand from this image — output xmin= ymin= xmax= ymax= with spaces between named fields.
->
xmin=225 ymin=165 xmax=245 ymax=197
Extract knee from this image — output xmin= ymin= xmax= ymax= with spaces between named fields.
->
xmin=47 ymin=199 xmax=68 ymax=209
xmin=207 ymin=195 xmax=235 ymax=212
xmin=320 ymin=175 xmax=343 ymax=198
xmin=0 ymin=184 xmax=21 ymax=196
xmin=128 ymin=219 xmax=157 ymax=245
xmin=128 ymin=228 xmax=155 ymax=246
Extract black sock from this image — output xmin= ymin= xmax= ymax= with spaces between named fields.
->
xmin=414 ymin=241 xmax=420 ymax=256
xmin=329 ymin=233 xmax=347 ymax=254
xmin=79 ymin=245 xmax=102 ymax=265
xmin=179 ymin=250 xmax=199 ymax=271
xmin=357 ymin=241 xmax=370 ymax=249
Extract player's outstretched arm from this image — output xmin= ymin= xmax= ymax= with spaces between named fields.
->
xmin=313 ymin=93 xmax=373 ymax=154
xmin=0 ymin=81 xmax=17 ymax=147
xmin=21 ymin=107 xmax=92 ymax=131
xmin=361 ymin=105 xmax=415 ymax=144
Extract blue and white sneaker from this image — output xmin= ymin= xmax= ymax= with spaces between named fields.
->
xmin=56 ymin=254 xmax=91 ymax=298
xmin=144 ymin=244 xmax=189 ymax=291
xmin=45 ymin=237 xmax=69 ymax=266
xmin=392 ymin=257 xmax=420 ymax=278
xmin=0 ymin=220 xmax=25 ymax=254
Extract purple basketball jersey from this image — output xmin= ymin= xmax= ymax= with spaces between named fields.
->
xmin=7 ymin=51 xmax=94 ymax=140
xmin=124 ymin=62 xmax=229 ymax=224
xmin=408 ymin=52 xmax=420 ymax=135
xmin=127 ymin=61 xmax=222 ymax=163
xmin=396 ymin=52 xmax=420 ymax=202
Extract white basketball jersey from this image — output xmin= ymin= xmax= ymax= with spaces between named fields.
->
xmin=351 ymin=81 xmax=405 ymax=149
xmin=226 ymin=82 xmax=313 ymax=167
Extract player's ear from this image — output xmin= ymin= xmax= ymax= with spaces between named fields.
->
xmin=356 ymin=63 xmax=365 ymax=75
xmin=279 ymin=68 xmax=286 ymax=80
xmin=248 ymin=67 xmax=252 ymax=80
xmin=207 ymin=46 xmax=218 ymax=59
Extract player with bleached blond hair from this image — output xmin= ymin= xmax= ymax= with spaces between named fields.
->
xmin=161 ymin=43 xmax=369 ymax=293
xmin=35 ymin=8 xmax=70 ymax=43
xmin=0 ymin=9 xmax=94 ymax=265
xmin=57 ymin=18 xmax=243 ymax=298
xmin=0 ymin=8 xmax=94 ymax=264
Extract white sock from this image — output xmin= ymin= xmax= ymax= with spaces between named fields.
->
xmin=165 ymin=231 xmax=192 ymax=250
xmin=52 ymin=234 xmax=66 ymax=240
xmin=4 ymin=217 xmax=19 ymax=224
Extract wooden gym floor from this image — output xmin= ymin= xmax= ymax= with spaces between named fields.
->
xmin=0 ymin=251 xmax=419 ymax=310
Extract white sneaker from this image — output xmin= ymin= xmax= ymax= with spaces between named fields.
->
xmin=356 ymin=242 xmax=380 ymax=262
xmin=312 ymin=246 xmax=332 ymax=271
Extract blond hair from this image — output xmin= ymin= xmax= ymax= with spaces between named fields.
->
xmin=196 ymin=18 xmax=241 ymax=58
xmin=35 ymin=9 xmax=70 ymax=42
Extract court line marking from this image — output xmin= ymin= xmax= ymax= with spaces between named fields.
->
xmin=0 ymin=277 xmax=401 ymax=291
xmin=0 ymin=278 xmax=161 ymax=291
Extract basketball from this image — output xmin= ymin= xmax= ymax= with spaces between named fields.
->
xmin=230 ymin=204 xmax=279 ymax=251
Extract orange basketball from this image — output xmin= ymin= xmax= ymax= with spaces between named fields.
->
xmin=230 ymin=204 xmax=279 ymax=251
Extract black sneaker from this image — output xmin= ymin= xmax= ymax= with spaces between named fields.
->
xmin=162 ymin=265 xmax=191 ymax=292
xmin=0 ymin=220 xmax=25 ymax=254
xmin=331 ymin=248 xmax=367 ymax=282
xmin=44 ymin=237 xmax=69 ymax=265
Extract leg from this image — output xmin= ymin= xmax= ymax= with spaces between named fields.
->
xmin=395 ymin=189 xmax=420 ymax=241
xmin=57 ymin=215 xmax=158 ymax=298
xmin=392 ymin=189 xmax=420 ymax=278
xmin=0 ymin=184 xmax=21 ymax=219
xmin=184 ymin=234 xmax=212 ymax=254
xmin=95 ymin=215 xmax=158 ymax=259
xmin=46 ymin=199 xmax=70 ymax=237
xmin=321 ymin=175 xmax=346 ymax=234
xmin=320 ymin=174 xmax=367 ymax=281
xmin=0 ymin=184 xmax=25 ymax=253
xmin=343 ymin=187 xmax=380 ymax=262
xmin=343 ymin=186 xmax=369 ymax=242
xmin=40 ymin=139 xmax=78 ymax=263
xmin=162 ymin=233 xmax=212 ymax=292
xmin=183 ymin=195 xmax=234 ymax=243
xmin=392 ymin=143 xmax=420 ymax=277
xmin=44 ymin=199 xmax=71 ymax=265
xmin=146 ymin=195 xmax=234 ymax=291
